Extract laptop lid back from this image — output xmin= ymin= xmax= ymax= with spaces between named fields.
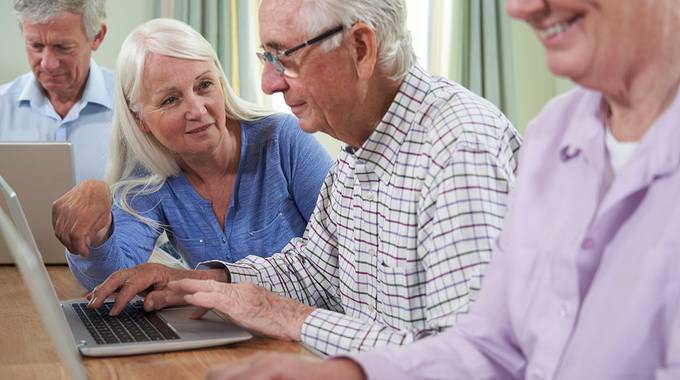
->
xmin=0 ymin=206 xmax=88 ymax=380
xmin=0 ymin=142 xmax=75 ymax=263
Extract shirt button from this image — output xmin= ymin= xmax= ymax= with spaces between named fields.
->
xmin=364 ymin=192 xmax=375 ymax=201
xmin=581 ymin=238 xmax=595 ymax=250
xmin=221 ymin=237 xmax=227 ymax=244
xmin=560 ymin=304 xmax=569 ymax=317
xmin=198 ymin=239 xmax=204 ymax=243
xmin=367 ymin=248 xmax=377 ymax=256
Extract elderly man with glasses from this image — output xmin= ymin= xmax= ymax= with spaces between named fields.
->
xmin=84 ymin=0 xmax=522 ymax=356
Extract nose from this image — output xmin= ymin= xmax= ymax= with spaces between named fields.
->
xmin=506 ymin=0 xmax=547 ymax=21
xmin=261 ymin=63 xmax=289 ymax=95
xmin=40 ymin=48 xmax=59 ymax=72
xmin=184 ymin=93 xmax=208 ymax=120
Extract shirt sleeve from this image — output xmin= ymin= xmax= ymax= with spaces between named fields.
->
xmin=66 ymin=193 xmax=162 ymax=290
xmin=277 ymin=114 xmax=334 ymax=221
xmin=297 ymin=144 xmax=515 ymax=355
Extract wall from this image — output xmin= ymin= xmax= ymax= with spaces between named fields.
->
xmin=0 ymin=1 xmax=575 ymax=152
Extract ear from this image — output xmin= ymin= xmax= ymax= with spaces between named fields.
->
xmin=347 ymin=22 xmax=378 ymax=80
xmin=90 ymin=23 xmax=107 ymax=51
xmin=134 ymin=113 xmax=151 ymax=133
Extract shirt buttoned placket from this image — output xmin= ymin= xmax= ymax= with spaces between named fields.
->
xmin=353 ymin=155 xmax=381 ymax=319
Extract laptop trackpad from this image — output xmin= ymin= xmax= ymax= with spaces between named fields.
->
xmin=159 ymin=308 xmax=234 ymax=337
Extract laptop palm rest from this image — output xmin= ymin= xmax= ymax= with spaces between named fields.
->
xmin=160 ymin=307 xmax=238 ymax=338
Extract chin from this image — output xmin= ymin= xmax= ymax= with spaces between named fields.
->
xmin=545 ymin=52 xmax=589 ymax=82
xmin=298 ymin=120 xmax=321 ymax=134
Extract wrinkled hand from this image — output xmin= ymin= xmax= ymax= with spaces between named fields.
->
xmin=165 ymin=279 xmax=314 ymax=341
xmin=52 ymin=179 xmax=112 ymax=256
xmin=204 ymin=354 xmax=366 ymax=380
xmin=88 ymin=263 xmax=228 ymax=316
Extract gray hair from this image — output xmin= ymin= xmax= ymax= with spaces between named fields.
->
xmin=297 ymin=0 xmax=416 ymax=81
xmin=14 ymin=0 xmax=106 ymax=41
xmin=107 ymin=18 xmax=272 ymax=227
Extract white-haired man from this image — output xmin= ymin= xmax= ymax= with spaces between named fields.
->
xmin=79 ymin=0 xmax=522 ymax=358
xmin=0 ymin=0 xmax=112 ymax=183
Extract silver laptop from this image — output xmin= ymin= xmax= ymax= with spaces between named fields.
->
xmin=0 ymin=176 xmax=252 ymax=360
xmin=0 ymin=142 xmax=75 ymax=263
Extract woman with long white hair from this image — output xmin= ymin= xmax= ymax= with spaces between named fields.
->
xmin=64 ymin=18 xmax=332 ymax=290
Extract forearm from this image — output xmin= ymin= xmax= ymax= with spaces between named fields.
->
xmin=201 ymin=236 xmax=342 ymax=310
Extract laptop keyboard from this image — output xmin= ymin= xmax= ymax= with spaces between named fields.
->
xmin=71 ymin=300 xmax=180 ymax=344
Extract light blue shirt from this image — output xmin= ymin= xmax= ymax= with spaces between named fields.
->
xmin=68 ymin=114 xmax=333 ymax=290
xmin=0 ymin=59 xmax=114 ymax=182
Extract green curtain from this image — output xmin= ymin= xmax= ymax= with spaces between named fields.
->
xmin=454 ymin=0 xmax=517 ymax=125
xmin=153 ymin=0 xmax=260 ymax=103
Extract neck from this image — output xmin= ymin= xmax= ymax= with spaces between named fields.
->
xmin=45 ymin=70 xmax=90 ymax=119
xmin=604 ymin=7 xmax=680 ymax=142
xmin=344 ymin=74 xmax=402 ymax=149
xmin=180 ymin=120 xmax=241 ymax=184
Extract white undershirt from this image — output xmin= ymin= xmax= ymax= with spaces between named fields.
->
xmin=605 ymin=127 xmax=639 ymax=176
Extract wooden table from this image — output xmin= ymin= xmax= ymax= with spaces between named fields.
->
xmin=0 ymin=265 xmax=312 ymax=379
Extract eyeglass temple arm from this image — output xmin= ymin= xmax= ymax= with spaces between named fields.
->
xmin=284 ymin=25 xmax=345 ymax=56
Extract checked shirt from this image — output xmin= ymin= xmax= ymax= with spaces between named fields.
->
xmin=203 ymin=65 xmax=522 ymax=355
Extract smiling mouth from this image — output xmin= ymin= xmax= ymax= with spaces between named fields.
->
xmin=186 ymin=124 xmax=212 ymax=134
xmin=536 ymin=15 xmax=583 ymax=40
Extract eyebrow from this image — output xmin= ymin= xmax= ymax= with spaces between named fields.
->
xmin=152 ymin=69 xmax=214 ymax=96
xmin=262 ymin=42 xmax=288 ymax=51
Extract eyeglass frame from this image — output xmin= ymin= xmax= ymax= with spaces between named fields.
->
xmin=256 ymin=25 xmax=345 ymax=77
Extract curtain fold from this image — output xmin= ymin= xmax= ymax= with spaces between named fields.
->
xmin=445 ymin=0 xmax=517 ymax=125
xmin=153 ymin=0 xmax=261 ymax=104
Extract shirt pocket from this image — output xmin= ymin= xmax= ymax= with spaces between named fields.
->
xmin=376 ymin=261 xmax=418 ymax=329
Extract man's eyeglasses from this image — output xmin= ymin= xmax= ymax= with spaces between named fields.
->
xmin=256 ymin=25 xmax=344 ymax=78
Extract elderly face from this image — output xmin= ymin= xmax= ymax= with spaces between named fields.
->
xmin=258 ymin=0 xmax=359 ymax=141
xmin=22 ymin=11 xmax=104 ymax=102
xmin=136 ymin=54 xmax=228 ymax=159
xmin=506 ymin=0 xmax=657 ymax=88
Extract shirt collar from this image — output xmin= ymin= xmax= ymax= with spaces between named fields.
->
xmin=560 ymin=85 xmax=680 ymax=184
xmin=351 ymin=65 xmax=430 ymax=184
xmin=16 ymin=58 xmax=112 ymax=110
xmin=558 ymin=88 xmax=607 ymax=167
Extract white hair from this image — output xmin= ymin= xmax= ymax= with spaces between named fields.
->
xmin=297 ymin=0 xmax=416 ymax=81
xmin=108 ymin=18 xmax=273 ymax=227
xmin=14 ymin=0 xmax=106 ymax=41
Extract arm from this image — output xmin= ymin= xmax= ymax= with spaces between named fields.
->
xmin=201 ymin=162 xmax=344 ymax=311
xmin=67 ymin=192 xmax=163 ymax=290
xmin=278 ymin=115 xmax=333 ymax=220
xmin=299 ymin=146 xmax=515 ymax=355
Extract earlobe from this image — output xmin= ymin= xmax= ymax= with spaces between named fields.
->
xmin=350 ymin=23 xmax=378 ymax=80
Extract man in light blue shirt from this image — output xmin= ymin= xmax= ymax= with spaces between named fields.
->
xmin=0 ymin=0 xmax=113 ymax=183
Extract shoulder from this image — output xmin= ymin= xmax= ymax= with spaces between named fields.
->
xmin=417 ymin=75 xmax=520 ymax=161
xmin=241 ymin=113 xmax=307 ymax=146
xmin=523 ymin=87 xmax=597 ymax=144
xmin=0 ymin=72 xmax=33 ymax=99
